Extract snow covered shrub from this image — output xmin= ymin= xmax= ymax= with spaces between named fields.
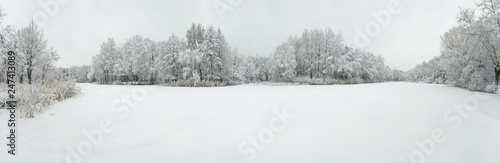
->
xmin=290 ymin=77 xmax=314 ymax=85
xmin=485 ymin=85 xmax=498 ymax=94
xmin=18 ymin=85 xmax=55 ymax=118
xmin=308 ymin=78 xmax=330 ymax=85
xmin=290 ymin=77 xmax=362 ymax=85
xmin=169 ymin=80 xmax=223 ymax=87
xmin=225 ymin=80 xmax=246 ymax=86
xmin=466 ymin=71 xmax=489 ymax=92
xmin=0 ymin=85 xmax=7 ymax=110
xmin=350 ymin=77 xmax=364 ymax=84
xmin=18 ymin=78 xmax=81 ymax=118
xmin=253 ymin=82 xmax=308 ymax=86
xmin=112 ymin=80 xmax=123 ymax=85
xmin=45 ymin=78 xmax=81 ymax=101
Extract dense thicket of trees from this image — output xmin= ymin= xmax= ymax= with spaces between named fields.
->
xmin=88 ymin=23 xmax=251 ymax=85
xmin=88 ymin=24 xmax=399 ymax=85
xmin=268 ymin=28 xmax=394 ymax=83
xmin=407 ymin=0 xmax=500 ymax=93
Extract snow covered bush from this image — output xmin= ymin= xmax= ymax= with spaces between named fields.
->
xmin=169 ymin=80 xmax=223 ymax=87
xmin=253 ymin=82 xmax=309 ymax=86
xmin=18 ymin=78 xmax=81 ymax=118
xmin=112 ymin=80 xmax=124 ymax=85
xmin=0 ymin=85 xmax=7 ymax=110
xmin=291 ymin=77 xmax=340 ymax=85
xmin=485 ymin=85 xmax=498 ymax=94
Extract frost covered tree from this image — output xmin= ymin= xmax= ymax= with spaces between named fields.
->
xmin=270 ymin=42 xmax=296 ymax=81
xmin=200 ymin=25 xmax=225 ymax=81
xmin=143 ymin=38 xmax=158 ymax=84
xmin=89 ymin=38 xmax=118 ymax=84
xmin=179 ymin=48 xmax=202 ymax=81
xmin=123 ymin=35 xmax=151 ymax=82
xmin=17 ymin=20 xmax=51 ymax=84
xmin=157 ymin=34 xmax=185 ymax=82
xmin=38 ymin=47 xmax=60 ymax=82
xmin=252 ymin=56 xmax=271 ymax=81
xmin=186 ymin=24 xmax=206 ymax=81
xmin=186 ymin=23 xmax=205 ymax=50
xmin=225 ymin=48 xmax=245 ymax=82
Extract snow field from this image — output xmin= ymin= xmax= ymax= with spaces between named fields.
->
xmin=0 ymin=82 xmax=499 ymax=163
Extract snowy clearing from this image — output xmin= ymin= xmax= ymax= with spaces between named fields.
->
xmin=1 ymin=82 xmax=500 ymax=163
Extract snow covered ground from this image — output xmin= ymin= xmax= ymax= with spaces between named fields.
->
xmin=1 ymin=82 xmax=500 ymax=163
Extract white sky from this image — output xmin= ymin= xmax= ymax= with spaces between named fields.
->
xmin=1 ymin=0 xmax=476 ymax=70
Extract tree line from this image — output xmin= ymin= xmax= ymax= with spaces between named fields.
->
xmin=88 ymin=24 xmax=402 ymax=86
xmin=407 ymin=0 xmax=500 ymax=93
xmin=269 ymin=28 xmax=402 ymax=84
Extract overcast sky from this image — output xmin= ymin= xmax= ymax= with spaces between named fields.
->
xmin=1 ymin=0 xmax=476 ymax=70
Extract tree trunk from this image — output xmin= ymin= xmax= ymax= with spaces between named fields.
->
xmin=495 ymin=65 xmax=500 ymax=85
xmin=42 ymin=66 xmax=46 ymax=84
xmin=27 ymin=68 xmax=33 ymax=85
xmin=19 ymin=74 xmax=24 ymax=84
xmin=198 ymin=64 xmax=203 ymax=81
